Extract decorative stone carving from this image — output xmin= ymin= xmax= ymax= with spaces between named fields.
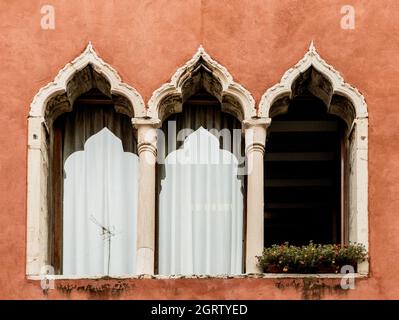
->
xmin=27 ymin=43 xmax=145 ymax=276
xmin=267 ymin=96 xmax=290 ymax=118
xmin=259 ymin=42 xmax=368 ymax=121
xmin=45 ymin=93 xmax=72 ymax=126
xmin=222 ymin=95 xmax=244 ymax=121
xmin=45 ymin=65 xmax=135 ymax=125
xmin=29 ymin=42 xmax=145 ymax=119
xmin=329 ymin=95 xmax=356 ymax=128
xmin=112 ymin=94 xmax=135 ymax=118
xmin=258 ymin=42 xmax=369 ymax=275
xmin=65 ymin=65 xmax=112 ymax=105
xmin=158 ymin=94 xmax=183 ymax=122
xmin=291 ymin=67 xmax=334 ymax=108
xmin=148 ymin=46 xmax=256 ymax=122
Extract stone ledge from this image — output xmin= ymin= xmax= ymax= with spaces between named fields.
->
xmin=26 ymin=273 xmax=368 ymax=281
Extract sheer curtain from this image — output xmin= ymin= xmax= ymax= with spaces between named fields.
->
xmin=61 ymin=101 xmax=139 ymax=276
xmin=158 ymin=99 xmax=244 ymax=275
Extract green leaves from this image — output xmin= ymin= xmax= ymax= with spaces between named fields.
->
xmin=257 ymin=242 xmax=367 ymax=273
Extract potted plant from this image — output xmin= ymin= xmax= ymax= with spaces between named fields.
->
xmin=257 ymin=242 xmax=367 ymax=273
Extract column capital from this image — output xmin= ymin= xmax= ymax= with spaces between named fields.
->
xmin=242 ymin=117 xmax=272 ymax=131
xmin=132 ymin=118 xmax=161 ymax=156
xmin=132 ymin=117 xmax=161 ymax=129
xmin=243 ymin=117 xmax=270 ymax=154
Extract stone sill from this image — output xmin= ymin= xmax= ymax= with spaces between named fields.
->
xmin=27 ymin=273 xmax=368 ymax=281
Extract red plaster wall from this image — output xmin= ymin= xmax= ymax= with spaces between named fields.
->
xmin=0 ymin=0 xmax=398 ymax=299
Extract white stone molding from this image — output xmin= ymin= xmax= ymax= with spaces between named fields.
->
xmin=243 ymin=118 xmax=270 ymax=273
xmin=258 ymin=42 xmax=369 ymax=275
xmin=147 ymin=46 xmax=256 ymax=122
xmin=27 ymin=43 xmax=145 ymax=276
xmin=29 ymin=42 xmax=145 ymax=119
xmin=348 ymin=117 xmax=369 ymax=275
xmin=132 ymin=118 xmax=161 ymax=275
xmin=259 ymin=42 xmax=368 ymax=120
xmin=27 ymin=117 xmax=49 ymax=276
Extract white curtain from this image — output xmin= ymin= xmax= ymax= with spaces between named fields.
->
xmin=63 ymin=127 xmax=139 ymax=276
xmin=158 ymin=127 xmax=243 ymax=275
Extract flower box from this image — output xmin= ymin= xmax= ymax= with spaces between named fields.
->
xmin=257 ymin=242 xmax=367 ymax=274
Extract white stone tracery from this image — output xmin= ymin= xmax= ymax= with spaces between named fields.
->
xmin=147 ymin=47 xmax=262 ymax=274
xmin=29 ymin=42 xmax=145 ymax=119
xmin=258 ymin=41 xmax=368 ymax=120
xmin=147 ymin=46 xmax=256 ymax=122
xmin=26 ymin=42 xmax=369 ymax=277
xmin=27 ymin=43 xmax=145 ymax=276
xmin=258 ymin=42 xmax=369 ymax=275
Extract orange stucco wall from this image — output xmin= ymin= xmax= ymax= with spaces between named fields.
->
xmin=0 ymin=0 xmax=398 ymax=299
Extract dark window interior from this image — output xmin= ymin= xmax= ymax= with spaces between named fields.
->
xmin=264 ymin=95 xmax=345 ymax=247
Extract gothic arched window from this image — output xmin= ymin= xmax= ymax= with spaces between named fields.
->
xmin=259 ymin=45 xmax=369 ymax=274
xmin=157 ymin=92 xmax=245 ymax=275
xmin=26 ymin=45 xmax=145 ymax=277
xmin=51 ymin=88 xmax=139 ymax=276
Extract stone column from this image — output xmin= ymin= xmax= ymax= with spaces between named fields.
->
xmin=243 ymin=118 xmax=271 ymax=273
xmin=349 ymin=117 xmax=369 ymax=275
xmin=132 ymin=118 xmax=161 ymax=275
xmin=27 ymin=117 xmax=49 ymax=276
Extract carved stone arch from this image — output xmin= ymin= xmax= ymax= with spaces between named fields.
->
xmin=147 ymin=46 xmax=256 ymax=122
xmin=29 ymin=42 xmax=145 ymax=122
xmin=26 ymin=43 xmax=145 ymax=276
xmin=45 ymin=65 xmax=137 ymax=127
xmin=258 ymin=42 xmax=368 ymax=127
xmin=258 ymin=42 xmax=369 ymax=275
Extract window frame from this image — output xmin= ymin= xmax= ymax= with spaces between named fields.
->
xmin=26 ymin=43 xmax=145 ymax=277
xmin=155 ymin=95 xmax=247 ymax=275
xmin=27 ymin=43 xmax=368 ymax=278
xmin=258 ymin=43 xmax=369 ymax=275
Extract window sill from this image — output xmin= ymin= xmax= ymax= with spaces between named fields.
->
xmin=26 ymin=272 xmax=368 ymax=281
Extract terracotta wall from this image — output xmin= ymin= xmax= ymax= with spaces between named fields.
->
xmin=0 ymin=0 xmax=398 ymax=299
